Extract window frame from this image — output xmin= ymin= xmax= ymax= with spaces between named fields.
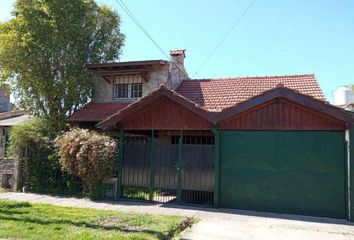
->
xmin=112 ymin=76 xmax=143 ymax=100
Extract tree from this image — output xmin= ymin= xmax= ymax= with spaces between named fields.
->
xmin=0 ymin=0 xmax=124 ymax=133
xmin=55 ymin=128 xmax=117 ymax=199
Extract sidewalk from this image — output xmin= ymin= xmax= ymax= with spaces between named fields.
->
xmin=1 ymin=192 xmax=354 ymax=240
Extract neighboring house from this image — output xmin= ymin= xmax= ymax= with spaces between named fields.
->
xmin=333 ymin=86 xmax=354 ymax=111
xmin=69 ymin=50 xmax=354 ymax=221
xmin=0 ymin=110 xmax=31 ymax=190
xmin=0 ymin=85 xmax=13 ymax=113
xmin=0 ymin=110 xmax=30 ymax=157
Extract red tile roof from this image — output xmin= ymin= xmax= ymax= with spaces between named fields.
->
xmin=176 ymin=74 xmax=326 ymax=111
xmin=69 ymin=74 xmax=327 ymax=123
xmin=69 ymin=102 xmax=133 ymax=122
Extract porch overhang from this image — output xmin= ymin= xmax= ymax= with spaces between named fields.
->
xmin=85 ymin=60 xmax=169 ymax=83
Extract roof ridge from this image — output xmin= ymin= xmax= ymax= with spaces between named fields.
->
xmin=187 ymin=73 xmax=316 ymax=82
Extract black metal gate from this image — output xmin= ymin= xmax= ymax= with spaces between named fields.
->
xmin=181 ymin=145 xmax=214 ymax=205
xmin=153 ymin=144 xmax=178 ymax=202
xmin=121 ymin=143 xmax=151 ymax=200
xmin=119 ymin=139 xmax=214 ymax=206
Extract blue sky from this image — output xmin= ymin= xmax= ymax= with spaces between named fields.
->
xmin=1 ymin=0 xmax=353 ymax=103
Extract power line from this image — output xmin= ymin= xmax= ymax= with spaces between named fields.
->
xmin=114 ymin=0 xmax=169 ymax=59
xmin=112 ymin=0 xmax=188 ymax=78
xmin=193 ymin=0 xmax=257 ymax=78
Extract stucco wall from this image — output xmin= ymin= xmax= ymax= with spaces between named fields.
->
xmin=142 ymin=64 xmax=170 ymax=96
xmin=91 ymin=61 xmax=187 ymax=103
xmin=92 ymin=65 xmax=170 ymax=103
xmin=92 ymin=73 xmax=113 ymax=102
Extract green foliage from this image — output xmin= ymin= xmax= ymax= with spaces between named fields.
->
xmin=0 ymin=0 xmax=125 ymax=132
xmin=55 ymin=128 xmax=117 ymax=198
xmin=8 ymin=117 xmax=84 ymax=196
xmin=23 ymin=147 xmax=84 ymax=196
xmin=0 ymin=200 xmax=187 ymax=240
xmin=8 ymin=117 xmax=49 ymax=156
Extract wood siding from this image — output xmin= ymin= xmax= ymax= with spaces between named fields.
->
xmin=219 ymin=99 xmax=346 ymax=130
xmin=118 ymin=97 xmax=212 ymax=130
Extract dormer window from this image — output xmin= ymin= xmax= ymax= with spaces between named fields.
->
xmin=113 ymin=76 xmax=143 ymax=99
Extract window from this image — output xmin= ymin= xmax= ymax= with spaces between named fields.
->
xmin=113 ymin=76 xmax=142 ymax=99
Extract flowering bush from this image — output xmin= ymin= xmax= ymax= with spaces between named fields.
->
xmin=54 ymin=128 xmax=117 ymax=198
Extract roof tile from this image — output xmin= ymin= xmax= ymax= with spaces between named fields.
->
xmin=69 ymin=102 xmax=133 ymax=122
xmin=176 ymin=74 xmax=325 ymax=111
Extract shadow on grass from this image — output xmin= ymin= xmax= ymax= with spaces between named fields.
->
xmin=0 ymin=209 xmax=30 ymax=215
xmin=0 ymin=214 xmax=176 ymax=240
xmin=1 ymin=201 xmax=31 ymax=209
xmin=0 ymin=202 xmax=31 ymax=215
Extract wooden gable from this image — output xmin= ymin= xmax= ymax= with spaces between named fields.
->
xmin=218 ymin=98 xmax=347 ymax=130
xmin=117 ymin=96 xmax=213 ymax=130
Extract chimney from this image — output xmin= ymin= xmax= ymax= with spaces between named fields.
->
xmin=170 ymin=49 xmax=186 ymax=66
xmin=168 ymin=49 xmax=189 ymax=89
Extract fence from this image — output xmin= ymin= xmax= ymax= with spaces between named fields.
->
xmin=119 ymin=141 xmax=214 ymax=206
xmin=20 ymin=140 xmax=214 ymax=207
xmin=23 ymin=146 xmax=84 ymax=196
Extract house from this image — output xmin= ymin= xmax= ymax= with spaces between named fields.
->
xmin=70 ymin=50 xmax=354 ymax=221
xmin=0 ymin=110 xmax=31 ymax=190
xmin=0 ymin=110 xmax=30 ymax=158
xmin=0 ymin=86 xmax=13 ymax=113
xmin=333 ymin=86 xmax=354 ymax=111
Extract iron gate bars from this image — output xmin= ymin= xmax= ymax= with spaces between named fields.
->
xmin=117 ymin=129 xmax=215 ymax=206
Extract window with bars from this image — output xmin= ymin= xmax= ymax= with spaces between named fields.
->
xmin=113 ymin=76 xmax=143 ymax=99
xmin=171 ymin=135 xmax=215 ymax=145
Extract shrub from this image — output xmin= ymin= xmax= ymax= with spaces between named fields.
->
xmin=54 ymin=128 xmax=117 ymax=199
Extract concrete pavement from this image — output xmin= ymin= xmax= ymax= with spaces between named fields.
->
xmin=1 ymin=192 xmax=354 ymax=239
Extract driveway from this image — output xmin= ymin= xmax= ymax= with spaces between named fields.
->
xmin=1 ymin=192 xmax=353 ymax=239
xmin=181 ymin=214 xmax=354 ymax=240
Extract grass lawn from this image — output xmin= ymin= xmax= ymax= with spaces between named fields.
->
xmin=0 ymin=199 xmax=193 ymax=240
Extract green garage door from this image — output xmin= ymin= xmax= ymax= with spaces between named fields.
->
xmin=220 ymin=131 xmax=346 ymax=218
